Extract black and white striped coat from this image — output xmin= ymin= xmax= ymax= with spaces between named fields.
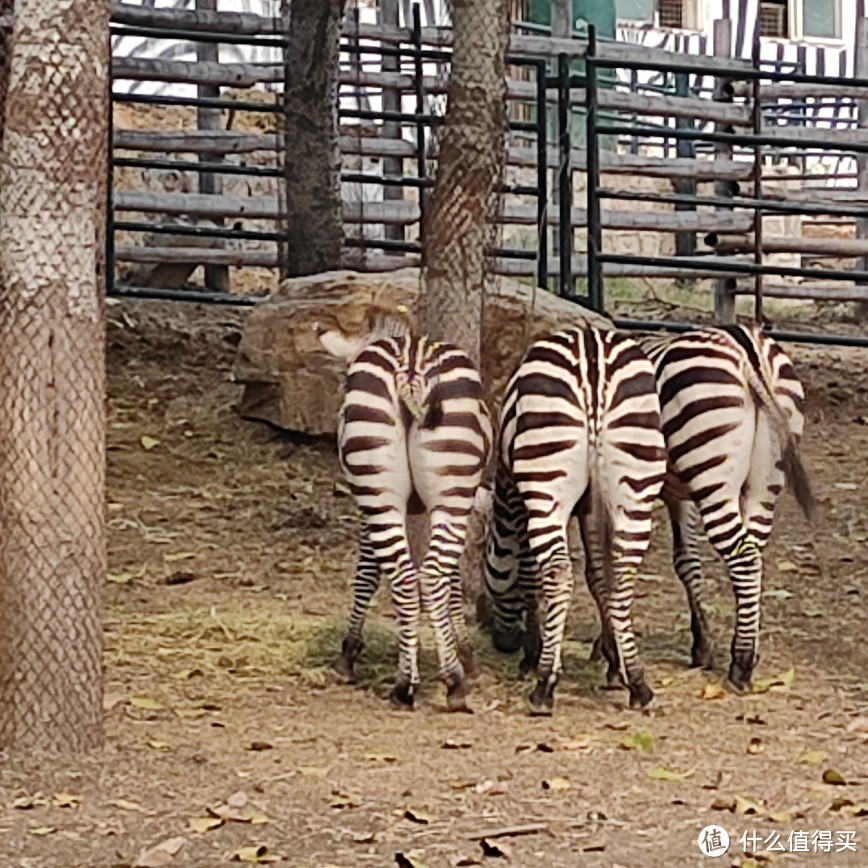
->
xmin=323 ymin=317 xmax=492 ymax=710
xmin=631 ymin=325 xmax=813 ymax=692
xmin=490 ymin=323 xmax=813 ymax=699
xmin=485 ymin=324 xmax=667 ymax=714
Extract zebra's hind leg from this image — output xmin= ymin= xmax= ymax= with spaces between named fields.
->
xmin=419 ymin=516 xmax=470 ymax=711
xmin=333 ymin=527 xmax=380 ymax=683
xmin=665 ymin=495 xmax=714 ymax=670
xmin=578 ymin=509 xmax=624 ymax=688
xmin=607 ymin=558 xmax=654 ymax=709
xmin=721 ymin=533 xmax=763 ymax=694
xmin=527 ymin=553 xmax=574 ymax=716
xmin=518 ymin=596 xmax=541 ymax=675
xmin=379 ymin=530 xmax=422 ymax=709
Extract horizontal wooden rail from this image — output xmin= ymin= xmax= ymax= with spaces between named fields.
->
xmin=113 ymin=190 xmax=755 ymax=233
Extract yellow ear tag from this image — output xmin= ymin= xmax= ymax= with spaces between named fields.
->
xmin=396 ymin=304 xmax=408 ymax=314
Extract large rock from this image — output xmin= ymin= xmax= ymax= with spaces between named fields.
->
xmin=233 ymin=268 xmax=612 ymax=436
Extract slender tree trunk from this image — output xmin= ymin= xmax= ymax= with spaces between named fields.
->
xmin=283 ymin=0 xmax=346 ymax=277
xmin=421 ymin=0 xmax=511 ymax=363
xmin=0 ymin=0 xmax=108 ymax=752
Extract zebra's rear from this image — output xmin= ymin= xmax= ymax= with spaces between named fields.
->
xmin=335 ymin=332 xmax=491 ymax=709
xmin=649 ymin=325 xmax=812 ymax=691
xmin=485 ymin=325 xmax=666 ymax=713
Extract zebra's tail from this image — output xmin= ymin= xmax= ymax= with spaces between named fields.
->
xmin=743 ymin=359 xmax=816 ymax=520
xmin=589 ymin=449 xmax=616 ymax=595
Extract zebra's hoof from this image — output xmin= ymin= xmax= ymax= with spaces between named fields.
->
xmin=389 ymin=681 xmax=415 ymax=710
xmin=690 ymin=643 xmax=714 ymax=670
xmin=446 ymin=685 xmax=473 ymax=714
xmin=330 ymin=655 xmax=355 ymax=684
xmin=726 ymin=652 xmax=755 ymax=694
xmin=527 ymin=681 xmax=555 ymax=716
xmin=628 ymin=681 xmax=654 ymax=709
xmin=724 ymin=675 xmax=751 ymax=695
xmin=444 ymin=669 xmax=472 ymax=712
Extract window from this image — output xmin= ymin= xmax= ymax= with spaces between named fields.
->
xmin=658 ymin=0 xmax=683 ymax=27
xmin=801 ymin=0 xmax=841 ymax=39
xmin=759 ymin=0 xmax=788 ymax=37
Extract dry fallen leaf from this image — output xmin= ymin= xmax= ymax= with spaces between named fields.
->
xmin=798 ymin=749 xmax=827 ymax=765
xmin=822 ymin=768 xmax=849 ymax=786
xmin=701 ymin=682 xmax=726 ymax=701
xmin=129 ymin=696 xmax=164 ymax=711
xmin=29 ymin=825 xmax=55 ymax=837
xmin=364 ymin=751 xmax=397 ymax=763
xmin=751 ymin=668 xmax=795 ymax=694
xmin=140 ymin=435 xmax=160 ymax=451
xmin=13 ymin=795 xmax=48 ymax=810
xmin=187 ymin=817 xmax=224 ymax=834
xmin=746 ymin=737 xmax=762 ymax=755
xmin=480 ymin=838 xmax=512 ymax=858
xmin=163 ymin=551 xmax=196 ymax=563
xmin=396 ymin=851 xmax=432 ymax=868
xmin=734 ymin=795 xmax=765 ymax=815
xmin=403 ymin=808 xmax=435 ymax=824
xmin=618 ymin=730 xmax=654 ymax=752
xmin=52 ymin=792 xmax=81 ymax=808
xmin=230 ymin=846 xmax=281 ymax=864
xmin=148 ymin=739 xmax=172 ymax=751
xmin=647 ymin=767 xmax=686 ymax=782
xmin=542 ymin=777 xmax=571 ymax=792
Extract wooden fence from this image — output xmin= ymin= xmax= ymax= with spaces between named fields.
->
xmin=110 ymin=0 xmax=868 ymax=307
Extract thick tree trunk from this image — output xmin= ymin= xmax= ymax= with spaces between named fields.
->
xmin=0 ymin=0 xmax=14 ymax=148
xmin=283 ymin=0 xmax=346 ymax=277
xmin=421 ymin=0 xmax=511 ymax=363
xmin=0 ymin=0 xmax=108 ymax=752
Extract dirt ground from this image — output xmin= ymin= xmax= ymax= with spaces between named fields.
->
xmin=1 ymin=300 xmax=867 ymax=868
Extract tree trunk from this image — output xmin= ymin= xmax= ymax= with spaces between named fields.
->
xmin=421 ymin=0 xmax=511 ymax=364
xmin=0 ymin=0 xmax=14 ymax=149
xmin=0 ymin=0 xmax=108 ymax=752
xmin=283 ymin=0 xmax=346 ymax=277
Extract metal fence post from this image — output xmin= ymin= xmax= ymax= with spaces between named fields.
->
xmin=535 ymin=57 xmax=548 ymax=290
xmin=674 ymin=71 xmax=696 ymax=286
xmin=557 ymin=52 xmax=571 ymax=298
xmin=712 ymin=18 xmax=736 ymax=323
xmin=585 ymin=25 xmax=603 ymax=313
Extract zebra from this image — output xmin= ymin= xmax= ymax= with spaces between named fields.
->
xmin=493 ymin=323 xmax=814 ymax=698
xmin=317 ymin=310 xmax=492 ymax=711
xmin=589 ymin=324 xmax=814 ymax=694
xmin=484 ymin=324 xmax=667 ymax=714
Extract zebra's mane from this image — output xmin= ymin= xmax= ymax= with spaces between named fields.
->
xmin=365 ymin=306 xmax=415 ymax=341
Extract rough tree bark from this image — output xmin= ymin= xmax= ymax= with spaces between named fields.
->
xmin=283 ymin=0 xmax=346 ymax=277
xmin=0 ymin=0 xmax=14 ymax=148
xmin=0 ymin=0 xmax=108 ymax=752
xmin=421 ymin=0 xmax=511 ymax=363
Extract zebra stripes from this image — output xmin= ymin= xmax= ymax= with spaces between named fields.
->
xmin=328 ymin=323 xmax=492 ymax=710
xmin=636 ymin=325 xmax=814 ymax=692
xmin=485 ymin=325 xmax=667 ymax=714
